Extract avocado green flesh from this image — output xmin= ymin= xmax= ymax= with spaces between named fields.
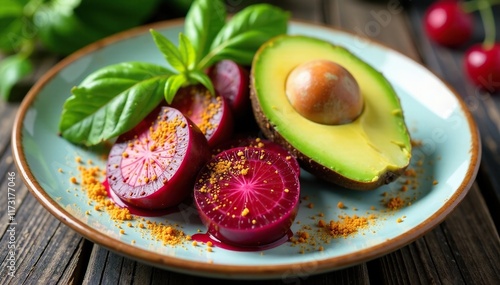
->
xmin=252 ymin=35 xmax=411 ymax=183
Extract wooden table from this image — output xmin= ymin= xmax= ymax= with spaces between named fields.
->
xmin=1 ymin=0 xmax=499 ymax=284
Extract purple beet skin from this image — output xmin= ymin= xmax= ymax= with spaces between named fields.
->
xmin=106 ymin=106 xmax=211 ymax=210
xmin=194 ymin=146 xmax=300 ymax=246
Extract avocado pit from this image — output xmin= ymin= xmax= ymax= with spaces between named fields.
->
xmin=285 ymin=59 xmax=363 ymax=125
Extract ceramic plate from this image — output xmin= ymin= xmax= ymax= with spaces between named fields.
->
xmin=12 ymin=19 xmax=481 ymax=279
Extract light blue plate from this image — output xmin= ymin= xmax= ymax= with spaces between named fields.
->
xmin=12 ymin=20 xmax=481 ymax=279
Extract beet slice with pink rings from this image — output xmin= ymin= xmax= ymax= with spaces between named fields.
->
xmin=170 ymin=84 xmax=233 ymax=148
xmin=208 ymin=59 xmax=250 ymax=116
xmin=212 ymin=136 xmax=301 ymax=177
xmin=106 ymin=106 xmax=211 ymax=210
xmin=194 ymin=146 xmax=300 ymax=246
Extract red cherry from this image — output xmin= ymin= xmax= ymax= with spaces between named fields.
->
xmin=464 ymin=43 xmax=500 ymax=93
xmin=423 ymin=1 xmax=473 ymax=47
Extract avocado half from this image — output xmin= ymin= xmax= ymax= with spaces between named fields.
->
xmin=250 ymin=35 xmax=412 ymax=190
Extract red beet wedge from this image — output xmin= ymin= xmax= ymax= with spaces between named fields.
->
xmin=171 ymin=84 xmax=233 ymax=147
xmin=212 ymin=137 xmax=301 ymax=177
xmin=106 ymin=106 xmax=211 ymax=210
xmin=208 ymin=59 xmax=250 ymax=116
xmin=194 ymin=147 xmax=300 ymax=246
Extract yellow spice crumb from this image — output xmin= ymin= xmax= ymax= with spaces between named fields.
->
xmin=328 ymin=215 xmax=370 ymax=238
xmin=70 ymin=177 xmax=78 ymax=184
xmin=337 ymin=201 xmax=344 ymax=209
xmin=386 ymin=197 xmax=405 ymax=210
xmin=241 ymin=207 xmax=250 ymax=217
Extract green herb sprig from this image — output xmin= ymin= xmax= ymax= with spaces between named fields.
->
xmin=58 ymin=0 xmax=289 ymax=146
xmin=0 ymin=0 xmax=163 ymax=101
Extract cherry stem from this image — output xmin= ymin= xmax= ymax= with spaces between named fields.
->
xmin=461 ymin=0 xmax=497 ymax=48
xmin=478 ymin=0 xmax=497 ymax=48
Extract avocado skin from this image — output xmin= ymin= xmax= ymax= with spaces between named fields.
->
xmin=249 ymin=35 xmax=411 ymax=190
xmin=250 ymin=87 xmax=406 ymax=190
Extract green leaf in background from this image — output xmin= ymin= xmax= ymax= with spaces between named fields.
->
xmin=0 ymin=54 xmax=32 ymax=100
xmin=184 ymin=0 xmax=226 ymax=62
xmin=35 ymin=0 xmax=162 ymax=55
xmin=199 ymin=4 xmax=289 ymax=69
xmin=0 ymin=0 xmax=30 ymax=53
xmin=59 ymin=62 xmax=172 ymax=146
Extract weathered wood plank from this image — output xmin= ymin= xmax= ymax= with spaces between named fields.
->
xmin=369 ymin=184 xmax=500 ymax=285
xmin=0 ymin=180 xmax=85 ymax=284
xmin=439 ymin=185 xmax=500 ymax=284
xmin=82 ymin=245 xmax=110 ymax=284
xmin=275 ymin=0 xmax=324 ymax=23
xmin=0 ymin=102 xmax=18 ymax=155
xmin=326 ymin=0 xmax=420 ymax=61
xmin=57 ymin=239 xmax=93 ymax=285
xmin=407 ymin=0 xmax=500 ymax=228
xmin=81 ymin=244 xmax=371 ymax=284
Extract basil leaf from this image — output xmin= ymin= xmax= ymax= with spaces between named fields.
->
xmin=184 ymin=0 xmax=226 ymax=62
xmin=164 ymin=74 xmax=187 ymax=104
xmin=36 ymin=0 xmax=161 ymax=55
xmin=200 ymin=4 xmax=289 ymax=69
xmin=178 ymin=33 xmax=196 ymax=70
xmin=36 ymin=6 xmax=107 ymax=55
xmin=74 ymin=0 xmax=160 ymax=35
xmin=59 ymin=62 xmax=172 ymax=145
xmin=0 ymin=54 xmax=32 ymax=100
xmin=188 ymin=70 xmax=214 ymax=96
xmin=0 ymin=0 xmax=29 ymax=52
xmin=150 ymin=29 xmax=185 ymax=72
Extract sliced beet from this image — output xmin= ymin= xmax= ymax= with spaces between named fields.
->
xmin=212 ymin=136 xmax=301 ymax=176
xmin=208 ymin=59 xmax=250 ymax=116
xmin=106 ymin=106 xmax=211 ymax=210
xmin=170 ymin=84 xmax=233 ymax=147
xmin=194 ymin=146 xmax=300 ymax=246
